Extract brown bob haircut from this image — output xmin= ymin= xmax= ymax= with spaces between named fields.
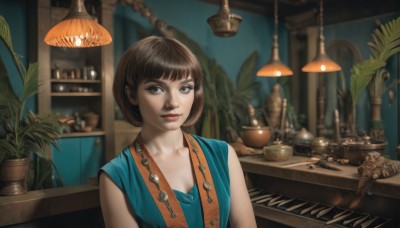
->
xmin=113 ymin=36 xmax=204 ymax=127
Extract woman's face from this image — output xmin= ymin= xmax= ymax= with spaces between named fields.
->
xmin=134 ymin=76 xmax=195 ymax=132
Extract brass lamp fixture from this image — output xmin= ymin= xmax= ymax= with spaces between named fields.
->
xmin=207 ymin=0 xmax=242 ymax=37
xmin=44 ymin=0 xmax=112 ymax=48
xmin=257 ymin=0 xmax=293 ymax=77
xmin=301 ymin=0 xmax=341 ymax=72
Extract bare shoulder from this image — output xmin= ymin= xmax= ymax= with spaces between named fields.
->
xmin=99 ymin=172 xmax=139 ymax=228
xmin=227 ymin=143 xmax=240 ymax=165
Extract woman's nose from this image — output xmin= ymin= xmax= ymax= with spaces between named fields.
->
xmin=164 ymin=91 xmax=179 ymax=109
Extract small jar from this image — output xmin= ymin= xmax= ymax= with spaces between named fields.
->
xmin=52 ymin=67 xmax=62 ymax=79
xmin=88 ymin=66 xmax=97 ymax=80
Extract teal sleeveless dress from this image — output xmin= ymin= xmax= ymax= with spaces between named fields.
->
xmin=99 ymin=135 xmax=231 ymax=227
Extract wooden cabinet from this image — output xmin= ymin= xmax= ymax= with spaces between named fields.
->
xmin=53 ymin=137 xmax=103 ymax=186
xmin=35 ymin=0 xmax=116 ymax=184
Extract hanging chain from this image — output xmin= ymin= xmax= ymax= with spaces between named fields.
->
xmin=274 ymin=0 xmax=278 ymax=36
xmin=319 ymin=0 xmax=324 ymax=37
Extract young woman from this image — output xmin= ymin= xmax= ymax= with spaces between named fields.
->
xmin=99 ymin=36 xmax=256 ymax=228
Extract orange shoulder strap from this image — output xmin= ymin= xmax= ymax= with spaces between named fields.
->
xmin=184 ymin=133 xmax=220 ymax=227
xmin=129 ymin=142 xmax=187 ymax=227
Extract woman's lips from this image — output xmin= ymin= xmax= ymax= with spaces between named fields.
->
xmin=161 ymin=114 xmax=181 ymax=121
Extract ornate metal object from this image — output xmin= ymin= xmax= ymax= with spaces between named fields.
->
xmin=207 ymin=0 xmax=242 ymax=37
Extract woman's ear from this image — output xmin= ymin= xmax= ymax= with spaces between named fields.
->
xmin=125 ymin=85 xmax=138 ymax=105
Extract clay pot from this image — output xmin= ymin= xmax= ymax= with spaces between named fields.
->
xmin=240 ymin=126 xmax=271 ymax=149
xmin=0 ymin=157 xmax=30 ymax=195
xmin=83 ymin=112 xmax=99 ymax=129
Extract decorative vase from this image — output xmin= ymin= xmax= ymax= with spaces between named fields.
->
xmin=265 ymin=83 xmax=282 ymax=128
xmin=0 ymin=157 xmax=30 ymax=195
xmin=369 ymin=98 xmax=384 ymax=140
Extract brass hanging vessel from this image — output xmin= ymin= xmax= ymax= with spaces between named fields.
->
xmin=207 ymin=0 xmax=242 ymax=37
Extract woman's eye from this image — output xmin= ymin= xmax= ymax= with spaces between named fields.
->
xmin=180 ymin=85 xmax=193 ymax=94
xmin=146 ymin=86 xmax=163 ymax=94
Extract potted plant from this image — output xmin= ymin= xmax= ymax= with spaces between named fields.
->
xmin=0 ymin=16 xmax=68 ymax=195
xmin=349 ymin=16 xmax=400 ymax=138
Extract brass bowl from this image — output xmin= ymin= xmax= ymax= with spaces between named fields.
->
xmin=343 ymin=140 xmax=387 ymax=166
xmin=311 ymin=137 xmax=331 ymax=155
xmin=263 ymin=141 xmax=293 ymax=162
xmin=240 ymin=126 xmax=271 ymax=149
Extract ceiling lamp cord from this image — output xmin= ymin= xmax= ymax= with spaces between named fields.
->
xmin=257 ymin=0 xmax=293 ymax=77
xmin=301 ymin=0 xmax=341 ymax=73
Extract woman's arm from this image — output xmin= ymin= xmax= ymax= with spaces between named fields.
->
xmin=227 ymin=144 xmax=257 ymax=228
xmin=99 ymin=172 xmax=139 ymax=228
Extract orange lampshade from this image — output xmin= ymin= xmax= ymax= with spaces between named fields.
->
xmin=257 ymin=0 xmax=293 ymax=77
xmin=301 ymin=0 xmax=341 ymax=73
xmin=257 ymin=61 xmax=293 ymax=77
xmin=257 ymin=37 xmax=293 ymax=77
xmin=301 ymin=53 xmax=342 ymax=72
xmin=44 ymin=0 xmax=112 ymax=48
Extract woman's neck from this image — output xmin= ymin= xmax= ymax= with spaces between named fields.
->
xmin=140 ymin=128 xmax=185 ymax=156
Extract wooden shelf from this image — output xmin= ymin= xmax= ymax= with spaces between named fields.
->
xmin=0 ymin=185 xmax=99 ymax=226
xmin=51 ymin=92 xmax=101 ymax=96
xmin=51 ymin=79 xmax=101 ymax=83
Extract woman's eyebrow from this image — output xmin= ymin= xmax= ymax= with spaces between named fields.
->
xmin=180 ymin=79 xmax=194 ymax=84
xmin=143 ymin=78 xmax=194 ymax=85
xmin=143 ymin=79 xmax=164 ymax=85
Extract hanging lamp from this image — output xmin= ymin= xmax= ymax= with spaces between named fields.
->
xmin=301 ymin=0 xmax=341 ymax=72
xmin=257 ymin=0 xmax=293 ymax=77
xmin=44 ymin=0 xmax=112 ymax=48
xmin=207 ymin=0 xmax=242 ymax=37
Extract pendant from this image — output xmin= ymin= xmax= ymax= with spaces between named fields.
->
xmin=158 ymin=191 xmax=169 ymax=202
xmin=203 ymin=181 xmax=212 ymax=191
xmin=141 ymin=157 xmax=149 ymax=166
xmin=149 ymin=172 xmax=159 ymax=184
xmin=199 ymin=164 xmax=206 ymax=174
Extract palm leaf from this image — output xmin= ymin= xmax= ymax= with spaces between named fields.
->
xmin=235 ymin=52 xmax=261 ymax=98
xmin=22 ymin=63 xmax=39 ymax=100
xmin=0 ymin=16 xmax=26 ymax=82
xmin=0 ymin=56 xmax=19 ymax=110
xmin=350 ymin=59 xmax=385 ymax=106
xmin=350 ymin=17 xmax=400 ymax=107
xmin=236 ymin=52 xmax=258 ymax=89
xmin=368 ymin=17 xmax=400 ymax=62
